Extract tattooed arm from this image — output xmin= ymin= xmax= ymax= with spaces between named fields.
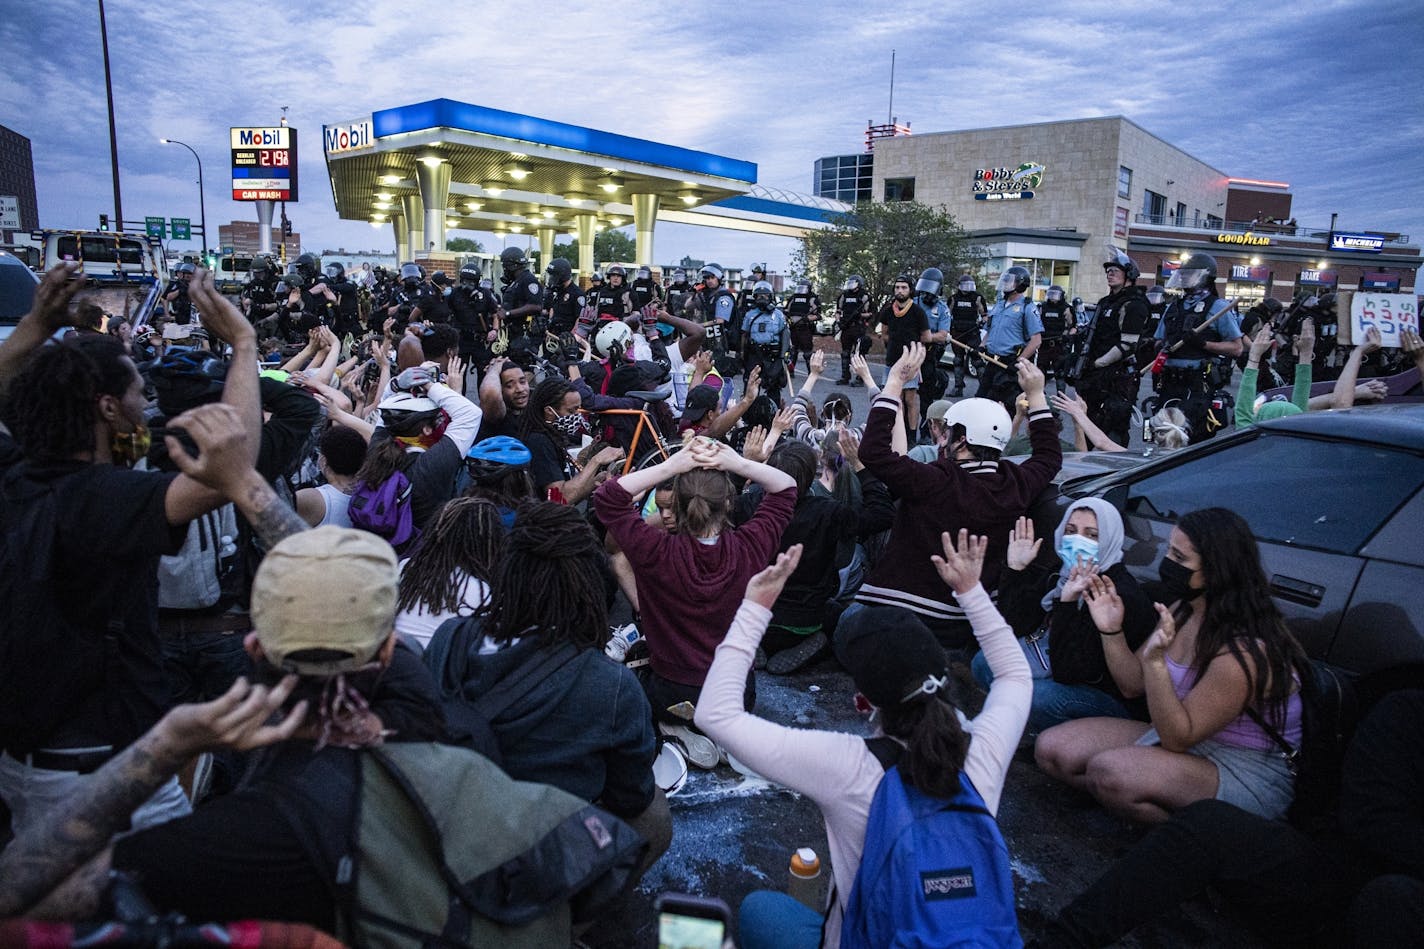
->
xmin=0 ymin=679 xmax=303 ymax=919
xmin=161 ymin=403 xmax=308 ymax=545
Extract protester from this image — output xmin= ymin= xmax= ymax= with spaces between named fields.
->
xmin=294 ymin=425 xmax=367 ymax=528
xmin=594 ymin=438 xmax=796 ymax=767
xmin=697 ymin=530 xmax=1030 ymax=948
xmin=476 ymin=355 xmax=530 ymax=439
xmin=973 ymin=506 xmax=1156 ymax=732
xmin=1236 ymin=319 xmax=1313 ymax=426
xmin=1035 ymin=508 xmax=1311 ymax=822
xmin=394 ymin=497 xmax=504 ymax=650
xmin=518 ymin=377 xmax=624 ymax=504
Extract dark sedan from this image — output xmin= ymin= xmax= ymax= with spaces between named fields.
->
xmin=1035 ymin=403 xmax=1424 ymax=673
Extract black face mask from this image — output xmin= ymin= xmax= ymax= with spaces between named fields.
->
xmin=1158 ymin=557 xmax=1203 ymax=602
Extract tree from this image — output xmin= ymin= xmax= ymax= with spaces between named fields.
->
xmin=446 ymin=237 xmax=484 ymax=253
xmin=549 ymin=228 xmax=637 ymax=271
xmin=792 ymin=202 xmax=984 ymax=305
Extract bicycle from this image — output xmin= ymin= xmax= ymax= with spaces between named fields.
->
xmin=591 ymin=389 xmax=682 ymax=475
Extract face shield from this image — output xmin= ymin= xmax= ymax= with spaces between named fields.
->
xmin=995 ymin=272 xmax=1018 ymax=294
xmin=843 ymin=278 xmax=859 ymax=292
xmin=915 ymin=276 xmax=942 ymax=297
xmin=1147 ymin=287 xmax=1165 ymax=305
xmin=958 ymin=279 xmax=976 ymax=293
xmin=1046 ymin=287 xmax=1064 ymax=302
xmin=636 ymin=267 xmax=651 ymax=281
xmin=1165 ymin=268 xmax=1209 ymax=292
xmin=324 ymin=264 xmax=343 ymax=281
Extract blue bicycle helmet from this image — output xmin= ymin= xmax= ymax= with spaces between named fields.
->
xmin=466 ymin=435 xmax=532 ymax=469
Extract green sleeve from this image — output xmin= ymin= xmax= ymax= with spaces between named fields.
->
xmin=1236 ymin=365 xmax=1259 ymax=427
xmin=1291 ymin=361 xmax=1313 ymax=412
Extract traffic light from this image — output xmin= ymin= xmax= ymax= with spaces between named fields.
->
xmin=98 ymin=213 xmax=110 ymax=232
xmin=283 ymin=220 xmax=292 ymax=237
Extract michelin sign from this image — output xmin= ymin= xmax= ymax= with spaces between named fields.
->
xmin=324 ymin=119 xmax=374 ymax=156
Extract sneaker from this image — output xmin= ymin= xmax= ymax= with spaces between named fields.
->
xmin=766 ymin=631 xmax=828 ymax=675
xmin=604 ymin=623 xmax=641 ymax=662
xmin=659 ymin=722 xmax=721 ymax=769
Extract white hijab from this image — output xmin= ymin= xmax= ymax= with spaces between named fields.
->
xmin=1042 ymin=497 xmax=1126 ymax=611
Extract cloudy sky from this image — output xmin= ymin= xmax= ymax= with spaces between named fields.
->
xmin=3 ymin=0 xmax=1420 ymax=271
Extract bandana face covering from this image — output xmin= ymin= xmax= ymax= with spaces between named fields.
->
xmin=395 ymin=409 xmax=451 ymax=449
xmin=551 ymin=411 xmax=590 ymax=441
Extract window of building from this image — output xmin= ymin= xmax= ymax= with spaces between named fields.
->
xmin=883 ymin=177 xmax=916 ymax=202
xmin=1117 ymin=166 xmax=1132 ymax=199
xmin=1205 ymin=214 xmax=1223 ymax=228
xmin=1193 ymin=208 xmax=1202 ymax=226
xmin=1175 ymin=202 xmax=1187 ymax=226
xmin=1142 ymin=189 xmax=1167 ymax=223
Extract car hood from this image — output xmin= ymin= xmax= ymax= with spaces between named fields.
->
xmin=1006 ymin=448 xmax=1159 ymax=484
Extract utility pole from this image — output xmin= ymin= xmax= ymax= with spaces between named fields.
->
xmin=98 ymin=0 xmax=123 ymax=229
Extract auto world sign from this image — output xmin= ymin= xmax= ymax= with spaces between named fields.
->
xmin=973 ymin=162 xmax=1045 ymax=201
xmin=230 ymin=127 xmax=299 ymax=202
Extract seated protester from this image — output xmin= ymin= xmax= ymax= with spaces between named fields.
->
xmin=854 ymin=344 xmax=1062 ymax=652
xmin=730 ymin=439 xmax=894 ymax=675
xmin=395 ymin=498 xmax=504 ymax=651
xmin=1037 ymin=684 xmax=1424 ymax=949
xmin=429 ymin=502 xmax=670 ymax=871
xmin=696 ymin=532 xmax=1031 ymax=948
xmin=594 ymin=438 xmax=796 ymax=769
xmin=357 ymin=363 xmax=481 ymax=538
xmin=906 ymin=398 xmax=952 ymax=463
xmin=459 ymin=435 xmax=537 ymax=526
xmin=0 ymin=266 xmax=261 ymax=837
xmin=1000 ymin=395 xmax=1079 ymax=458
xmin=607 ymin=479 xmax=678 ymax=617
xmin=972 ymin=503 xmax=1156 ymax=732
xmin=294 ymin=425 xmax=367 ymax=528
xmin=785 ymin=351 xmax=880 ymax=447
xmin=724 ymin=393 xmax=779 ymax=457
xmin=569 ymin=357 xmax=675 ymax=456
xmin=475 ymin=355 xmax=530 ymax=440
xmin=519 ymin=378 xmax=624 ymax=505
xmin=677 ymin=366 xmax=762 ymax=440
xmin=1052 ymin=392 xmax=1191 ymax=454
xmin=1036 ymin=508 xmax=1311 ymax=823
xmin=1236 ymin=319 xmax=1312 ymax=427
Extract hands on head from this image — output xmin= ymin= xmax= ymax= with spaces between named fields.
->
xmin=163 ymin=402 xmax=255 ymax=495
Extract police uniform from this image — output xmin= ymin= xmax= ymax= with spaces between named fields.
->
xmin=240 ymin=276 xmax=279 ymax=326
xmin=590 ymin=283 xmax=631 ymax=323
xmin=948 ymin=290 xmax=985 ymax=393
xmin=1076 ymin=286 xmax=1148 ymax=448
xmin=1154 ymin=291 xmax=1241 ymax=441
xmin=784 ymin=288 xmax=818 ymax=373
xmin=978 ymin=296 xmax=1043 ymax=414
xmin=629 ymin=276 xmax=662 ymax=311
xmin=836 ymin=286 xmax=873 ymax=382
xmin=692 ymin=285 xmax=737 ymax=363
xmin=1038 ymin=299 xmax=1074 ymax=379
xmin=501 ymin=267 xmax=542 ymax=342
xmin=742 ymin=305 xmax=789 ymax=403
xmin=545 ymin=281 xmax=586 ymax=335
xmin=449 ymin=282 xmax=496 ymax=367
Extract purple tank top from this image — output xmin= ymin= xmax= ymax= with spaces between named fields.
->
xmin=1165 ymin=653 xmax=1302 ymax=752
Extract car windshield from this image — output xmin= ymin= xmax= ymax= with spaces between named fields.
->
xmin=1114 ymin=432 xmax=1424 ymax=554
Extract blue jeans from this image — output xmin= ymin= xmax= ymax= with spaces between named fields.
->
xmin=739 ymin=890 xmax=823 ymax=949
xmin=971 ymin=650 xmax=1130 ymax=733
xmin=162 ymin=630 xmax=254 ymax=705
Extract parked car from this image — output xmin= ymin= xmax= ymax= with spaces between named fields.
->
xmin=0 ymin=250 xmax=40 ymax=341
xmin=1032 ymin=403 xmax=1424 ymax=673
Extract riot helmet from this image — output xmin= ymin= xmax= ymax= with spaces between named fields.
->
xmin=1046 ymin=286 xmax=1065 ymax=303
xmin=499 ymin=246 xmax=527 ymax=274
xmin=1146 ymin=284 xmax=1166 ymax=306
xmin=635 ymin=266 xmax=652 ymax=281
xmin=1102 ymin=244 xmax=1141 ymax=283
xmin=589 ymin=271 xmax=605 ymax=286
xmin=175 ymin=261 xmax=197 ymax=277
xmin=749 ymin=263 xmax=766 ymax=277
xmin=915 ymin=267 xmax=944 ymax=299
xmin=283 ymin=262 xmax=308 ymax=289
xmin=459 ymin=264 xmax=482 ymax=285
xmin=996 ymin=266 xmax=1031 ymax=295
xmin=294 ymin=253 xmax=322 ymax=282
xmin=399 ymin=262 xmax=423 ymax=288
xmin=546 ymin=257 xmax=573 ymax=284
xmin=751 ymin=280 xmax=774 ymax=310
xmin=843 ymin=275 xmax=864 ymax=292
xmin=250 ymin=255 xmax=275 ymax=278
xmin=1164 ymin=253 xmax=1218 ymax=292
xmin=606 ymin=265 xmax=626 ymax=285
xmin=672 ymin=268 xmax=688 ymax=285
xmin=957 ymin=275 xmax=977 ymax=293
xmin=323 ymin=262 xmax=345 ymax=282
xmin=796 ymin=281 xmax=810 ymax=295
xmin=700 ymin=264 xmax=723 ymax=286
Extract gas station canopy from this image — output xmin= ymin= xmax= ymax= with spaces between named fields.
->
xmin=322 ymin=98 xmax=847 ymax=272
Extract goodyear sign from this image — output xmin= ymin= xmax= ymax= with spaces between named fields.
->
xmin=230 ymin=126 xmax=299 ymax=202
xmin=973 ymin=162 xmax=1045 ymax=201
xmin=323 ymin=119 xmax=374 ymax=155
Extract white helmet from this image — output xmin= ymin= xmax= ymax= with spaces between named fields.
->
xmin=942 ymin=398 xmax=1013 ymax=451
xmin=652 ymin=740 xmax=688 ymax=796
xmin=593 ymin=319 xmax=633 ymax=359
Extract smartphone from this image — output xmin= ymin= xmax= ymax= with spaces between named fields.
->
xmin=655 ymin=893 xmax=731 ymax=949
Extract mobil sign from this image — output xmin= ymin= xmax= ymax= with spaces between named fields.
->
xmin=324 ymin=118 xmax=374 ymax=155
xmin=230 ymin=126 xmax=299 ymax=202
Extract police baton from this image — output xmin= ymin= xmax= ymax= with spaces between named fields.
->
xmin=947 ymin=335 xmax=1010 ymax=369
xmin=1166 ymin=298 xmax=1239 ymax=354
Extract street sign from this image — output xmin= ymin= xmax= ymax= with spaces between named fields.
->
xmin=230 ymin=127 xmax=299 ymax=202
xmin=171 ymin=217 xmax=191 ymax=240
xmin=221 ymin=245 xmax=235 ymax=255
xmin=145 ymin=216 xmax=166 ymax=238
xmin=0 ymin=196 xmax=19 ymax=230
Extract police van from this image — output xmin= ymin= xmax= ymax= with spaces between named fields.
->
xmin=36 ymin=229 xmax=169 ymax=286
xmin=215 ymin=253 xmax=254 ymax=292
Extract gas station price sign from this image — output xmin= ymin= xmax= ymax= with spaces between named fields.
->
xmin=230 ymin=127 xmax=299 ymax=202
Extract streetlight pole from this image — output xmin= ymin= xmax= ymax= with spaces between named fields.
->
xmin=160 ymin=138 xmax=206 ymax=255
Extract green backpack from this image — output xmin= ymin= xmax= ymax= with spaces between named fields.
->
xmin=269 ymin=742 xmax=647 ymax=948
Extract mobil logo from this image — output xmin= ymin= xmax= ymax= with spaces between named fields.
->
xmin=324 ymin=119 xmax=373 ymax=155
xmin=230 ymin=127 xmax=290 ymax=148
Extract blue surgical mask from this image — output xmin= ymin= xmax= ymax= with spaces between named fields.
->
xmin=1057 ymin=534 xmax=1099 ymax=569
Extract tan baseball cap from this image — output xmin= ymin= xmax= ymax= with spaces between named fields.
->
xmin=926 ymin=399 xmax=954 ymax=422
xmin=251 ymin=527 xmax=399 ymax=676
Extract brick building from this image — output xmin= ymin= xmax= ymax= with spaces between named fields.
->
xmin=216 ymin=220 xmax=302 ymax=257
xmin=0 ymin=124 xmax=39 ymax=239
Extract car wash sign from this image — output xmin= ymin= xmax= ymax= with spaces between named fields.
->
xmin=231 ymin=126 xmax=299 ymax=202
xmin=973 ymin=162 xmax=1045 ymax=201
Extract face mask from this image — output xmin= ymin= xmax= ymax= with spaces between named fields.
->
xmin=1058 ymin=534 xmax=1099 ymax=570
xmin=111 ymin=423 xmax=151 ymax=468
xmin=551 ymin=411 xmax=589 ymax=440
xmin=442 ymin=287 xmax=452 ymax=298
xmin=1158 ymin=557 xmax=1203 ymax=601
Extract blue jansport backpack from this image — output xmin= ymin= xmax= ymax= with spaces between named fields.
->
xmin=841 ymin=740 xmax=1021 ymax=948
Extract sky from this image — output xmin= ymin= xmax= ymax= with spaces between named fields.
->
xmin=2 ymin=0 xmax=1421 ymax=273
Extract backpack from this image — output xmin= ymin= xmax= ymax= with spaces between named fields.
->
xmin=841 ymin=738 xmax=1022 ymax=949
xmin=268 ymin=743 xmax=647 ymax=949
xmin=423 ymin=615 xmax=580 ymax=767
xmin=348 ymin=469 xmax=419 ymax=552
xmin=157 ymin=504 xmax=240 ymax=610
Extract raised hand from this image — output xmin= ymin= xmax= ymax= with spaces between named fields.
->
xmin=931 ymin=528 xmax=988 ymax=595
xmin=1084 ymin=574 xmax=1126 ymax=635
xmin=1141 ymin=602 xmax=1178 ymax=665
xmin=808 ymin=349 xmax=826 ymax=376
xmin=1051 ymin=391 xmax=1088 ymax=419
xmin=746 ymin=544 xmax=804 ymax=610
xmin=1060 ymin=559 xmax=1100 ymax=603
xmin=1005 ymin=515 xmax=1042 ymax=571
xmin=1359 ymin=325 xmax=1382 ymax=355
xmin=744 ymin=364 xmax=763 ymax=401
xmin=1291 ymin=317 xmax=1314 ymax=361
xmin=890 ymin=342 xmax=926 ymax=385
xmin=26 ymin=261 xmax=84 ymax=333
xmin=159 ymin=676 xmax=306 ymax=757
xmin=742 ymin=425 xmax=770 ymax=463
xmin=1017 ymin=358 xmax=1046 ymax=398
xmin=188 ymin=269 xmax=252 ymax=345
xmin=1249 ymin=322 xmax=1274 ymax=362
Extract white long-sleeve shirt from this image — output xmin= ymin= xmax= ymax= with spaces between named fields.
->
xmin=695 ymin=583 xmax=1031 ymax=948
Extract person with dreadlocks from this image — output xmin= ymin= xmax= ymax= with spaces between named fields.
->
xmin=394 ymin=498 xmax=506 ymax=651
xmin=431 ymin=501 xmax=671 ymax=877
xmin=519 ymin=376 xmax=624 ymax=504
xmin=459 ymin=435 xmax=538 ymax=527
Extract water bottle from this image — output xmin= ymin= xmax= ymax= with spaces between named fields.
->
xmin=787 ymin=847 xmax=822 ymax=911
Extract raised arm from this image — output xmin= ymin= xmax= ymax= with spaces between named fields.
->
xmin=0 ymin=262 xmax=83 ymax=399
xmin=1332 ymin=326 xmax=1381 ymax=409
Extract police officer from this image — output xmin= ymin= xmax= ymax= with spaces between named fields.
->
xmin=665 ymin=267 xmax=694 ymax=319
xmin=383 ymin=263 xmax=426 ymax=331
xmin=161 ymin=262 xmax=198 ymax=343
xmin=592 ymin=265 xmax=632 ymax=321
xmin=784 ymin=280 xmax=819 ymax=376
xmin=1154 ymin=252 xmax=1243 ymax=441
xmin=544 ymin=257 xmax=585 ymax=334
xmin=240 ymin=255 xmax=280 ymax=326
xmin=740 ymin=280 xmax=790 ymax=403
xmin=947 ymin=274 xmax=986 ymax=396
xmin=450 ymin=264 xmax=498 ymax=372
xmin=836 ymin=275 xmax=873 ymax=385
xmin=978 ymin=266 xmax=1043 ymax=414
xmin=498 ymin=246 xmax=542 ymax=347
xmin=421 ymin=272 xmax=455 ymax=323
xmin=733 ymin=263 xmax=768 ymax=350
xmin=1073 ymin=247 xmax=1150 ymax=449
xmin=629 ymin=265 xmax=662 ymax=311
xmin=1237 ymin=297 xmax=1284 ymax=374
xmin=1038 ymin=285 xmax=1074 ymax=385
xmin=915 ymin=268 xmax=952 ymax=406
xmin=315 ymin=261 xmax=360 ymax=339
xmin=688 ymin=263 xmax=737 ymax=366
